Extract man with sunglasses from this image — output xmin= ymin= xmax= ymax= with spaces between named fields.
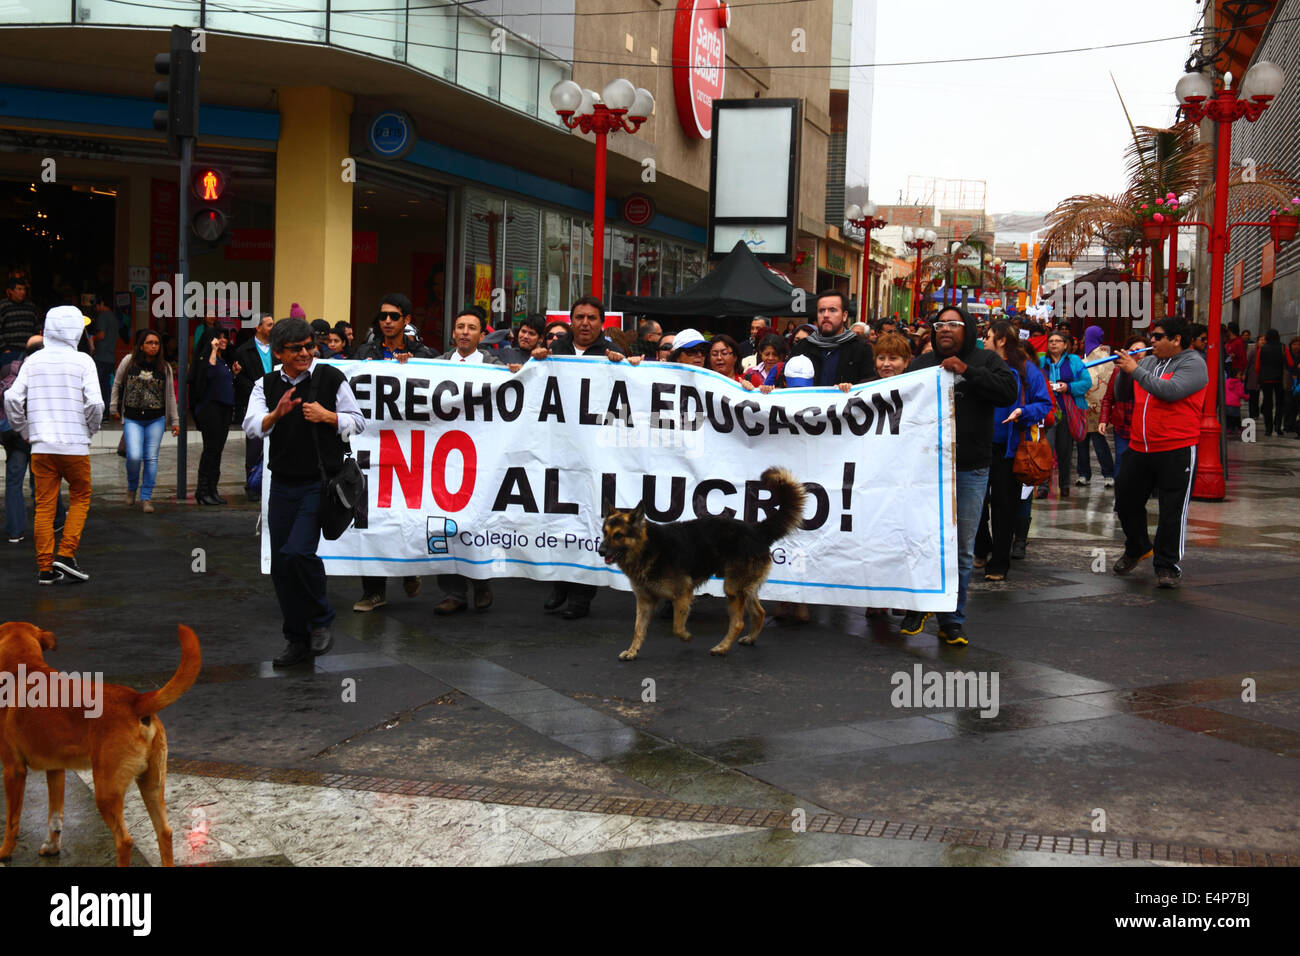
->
xmin=1112 ymin=316 xmax=1208 ymax=588
xmin=243 ymin=317 xmax=365 ymax=666
xmin=353 ymin=293 xmax=432 ymax=611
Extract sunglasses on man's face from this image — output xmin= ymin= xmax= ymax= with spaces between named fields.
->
xmin=658 ymin=343 xmax=674 ymax=352
xmin=379 ymin=311 xmax=402 ymax=321
xmin=1148 ymin=332 xmax=1167 ymax=341
xmin=282 ymin=341 xmax=316 ymax=353
xmin=546 ymin=332 xmax=563 ymax=342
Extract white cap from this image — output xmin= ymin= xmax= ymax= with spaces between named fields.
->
xmin=784 ymin=355 xmax=815 ymax=387
xmin=674 ymin=327 xmax=706 ymax=350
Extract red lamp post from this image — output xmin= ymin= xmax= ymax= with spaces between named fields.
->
xmin=845 ymin=202 xmax=887 ymax=322
xmin=551 ymin=78 xmax=654 ymax=302
xmin=903 ymin=227 xmax=937 ymax=321
xmin=1176 ymin=61 xmax=1285 ymax=500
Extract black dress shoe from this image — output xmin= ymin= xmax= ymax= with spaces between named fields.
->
xmin=273 ymin=642 xmax=313 ymax=667
xmin=543 ymin=586 xmax=567 ymax=612
xmin=561 ymin=603 xmax=590 ymax=620
xmin=212 ymin=492 xmax=228 ymax=504
xmin=309 ymin=626 xmax=334 ymax=655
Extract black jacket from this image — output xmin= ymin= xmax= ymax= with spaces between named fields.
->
xmin=353 ymin=334 xmax=435 ymax=361
xmin=907 ymin=311 xmax=1018 ymax=471
xmin=233 ymin=336 xmax=272 ymax=410
xmin=792 ymin=333 xmax=875 ymax=385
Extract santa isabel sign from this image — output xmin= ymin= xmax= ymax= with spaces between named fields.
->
xmin=673 ymin=0 xmax=729 ymax=139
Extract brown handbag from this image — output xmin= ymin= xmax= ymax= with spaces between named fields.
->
xmin=1011 ymin=376 xmax=1053 ymax=485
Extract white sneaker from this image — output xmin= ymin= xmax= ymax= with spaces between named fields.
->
xmin=1104 ymin=478 xmax=1114 ymax=489
xmin=1075 ymin=477 xmax=1089 ymax=486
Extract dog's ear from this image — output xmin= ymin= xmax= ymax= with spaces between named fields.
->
xmin=630 ymin=502 xmax=645 ymax=525
xmin=601 ymin=496 xmax=615 ymax=518
xmin=37 ymin=629 xmax=57 ymax=651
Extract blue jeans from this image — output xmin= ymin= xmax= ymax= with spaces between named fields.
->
xmin=3 ymin=440 xmax=66 ymax=538
xmin=941 ymin=467 xmax=989 ymax=628
xmin=123 ymin=416 xmax=166 ymax=500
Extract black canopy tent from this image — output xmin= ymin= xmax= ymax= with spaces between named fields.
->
xmin=611 ymin=241 xmax=812 ymax=323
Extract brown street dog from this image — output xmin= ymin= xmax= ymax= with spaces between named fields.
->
xmin=0 ymin=622 xmax=201 ymax=866
xmin=597 ymin=467 xmax=806 ymax=660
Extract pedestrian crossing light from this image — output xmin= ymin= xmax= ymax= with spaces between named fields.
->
xmin=190 ymin=166 xmax=231 ymax=244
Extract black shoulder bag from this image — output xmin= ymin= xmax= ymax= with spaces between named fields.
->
xmin=307 ymin=368 xmax=367 ymax=540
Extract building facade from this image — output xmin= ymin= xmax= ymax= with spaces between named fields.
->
xmin=1 ymin=0 xmax=840 ymax=348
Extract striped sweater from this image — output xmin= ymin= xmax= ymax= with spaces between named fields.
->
xmin=2 ymin=306 xmax=103 ymax=455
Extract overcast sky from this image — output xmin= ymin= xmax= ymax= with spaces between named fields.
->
xmin=866 ymin=0 xmax=1195 ymax=214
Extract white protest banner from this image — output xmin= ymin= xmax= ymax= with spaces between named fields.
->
xmin=261 ymin=359 xmax=958 ymax=610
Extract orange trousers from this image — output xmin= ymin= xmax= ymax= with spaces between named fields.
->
xmin=30 ymin=453 xmax=91 ymax=571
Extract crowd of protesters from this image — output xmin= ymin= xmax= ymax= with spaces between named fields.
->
xmin=1 ymin=260 xmax=1288 ymax=656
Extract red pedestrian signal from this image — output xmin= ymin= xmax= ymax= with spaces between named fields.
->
xmin=191 ymin=167 xmax=225 ymax=202
xmin=189 ymin=167 xmax=231 ymax=245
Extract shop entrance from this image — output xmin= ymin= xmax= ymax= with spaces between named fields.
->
xmin=0 ymin=179 xmax=115 ymax=310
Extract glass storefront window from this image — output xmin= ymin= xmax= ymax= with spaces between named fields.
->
xmin=637 ymin=238 xmax=661 ymax=297
xmin=541 ymin=211 xmax=571 ymax=312
xmin=571 ymin=219 xmax=593 ymax=305
xmin=206 ymin=1 xmax=326 ymax=43
xmin=503 ymin=200 xmax=540 ymax=324
xmin=463 ymin=191 xmax=506 ymax=322
xmin=408 ymin=0 xmax=459 ymax=81
xmin=683 ymin=247 xmax=706 ymax=289
xmin=331 ymin=0 xmax=405 ymax=60
xmin=661 ymin=244 xmax=681 ymax=295
xmin=609 ymin=228 xmax=636 ymax=301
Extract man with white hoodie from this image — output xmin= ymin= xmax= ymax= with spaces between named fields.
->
xmin=2 ymin=305 xmax=103 ymax=584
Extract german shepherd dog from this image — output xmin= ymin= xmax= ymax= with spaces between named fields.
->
xmin=597 ymin=467 xmax=806 ymax=660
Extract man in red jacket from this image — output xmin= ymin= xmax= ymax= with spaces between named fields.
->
xmin=1111 ymin=316 xmax=1208 ymax=588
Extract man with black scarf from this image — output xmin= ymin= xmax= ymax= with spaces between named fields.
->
xmin=791 ymin=291 xmax=874 ymax=386
xmin=902 ymin=305 xmax=1018 ymax=646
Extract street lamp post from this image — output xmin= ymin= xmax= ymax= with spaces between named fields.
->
xmin=845 ymin=202 xmax=887 ymax=322
xmin=903 ymin=227 xmax=936 ymax=321
xmin=1175 ymin=61 xmax=1285 ymax=501
xmin=550 ymin=78 xmax=654 ymax=301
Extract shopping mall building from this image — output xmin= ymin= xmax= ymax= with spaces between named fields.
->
xmin=0 ymin=0 xmax=873 ymax=348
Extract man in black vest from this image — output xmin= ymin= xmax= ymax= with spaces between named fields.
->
xmin=242 ymin=317 xmax=366 ymax=667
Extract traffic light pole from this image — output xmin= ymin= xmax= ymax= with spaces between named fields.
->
xmin=176 ymin=135 xmax=192 ymax=502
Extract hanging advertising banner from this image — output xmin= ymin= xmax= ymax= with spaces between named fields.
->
xmin=672 ymin=0 xmax=729 ymax=139
xmin=259 ymin=359 xmax=959 ymax=611
xmin=707 ymin=99 xmax=800 ymax=260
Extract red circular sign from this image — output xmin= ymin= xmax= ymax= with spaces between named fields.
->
xmin=672 ymin=0 xmax=727 ymax=140
xmin=622 ymin=193 xmax=655 ymax=227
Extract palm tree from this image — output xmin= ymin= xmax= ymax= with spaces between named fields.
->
xmin=1040 ymin=117 xmax=1298 ymax=317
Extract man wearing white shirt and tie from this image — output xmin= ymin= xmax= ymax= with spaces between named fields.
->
xmin=435 ymin=308 xmax=505 ymax=613
xmin=438 ymin=307 xmax=505 ymax=367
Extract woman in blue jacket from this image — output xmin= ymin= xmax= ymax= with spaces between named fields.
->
xmin=975 ymin=320 xmax=1053 ymax=579
xmin=1038 ymin=329 xmax=1091 ymax=498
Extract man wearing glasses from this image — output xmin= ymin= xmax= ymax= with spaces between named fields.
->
xmin=1111 ymin=316 xmax=1208 ymax=588
xmin=353 ymin=293 xmax=432 ymax=611
xmin=902 ymin=306 xmax=1017 ymax=646
xmin=242 ymin=317 xmax=365 ymax=666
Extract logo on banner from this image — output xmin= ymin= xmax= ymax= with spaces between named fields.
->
xmin=427 ymin=516 xmax=458 ymax=554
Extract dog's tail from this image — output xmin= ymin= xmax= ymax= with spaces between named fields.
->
xmin=133 ymin=625 xmax=202 ymax=717
xmin=757 ymin=467 xmax=806 ymax=545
